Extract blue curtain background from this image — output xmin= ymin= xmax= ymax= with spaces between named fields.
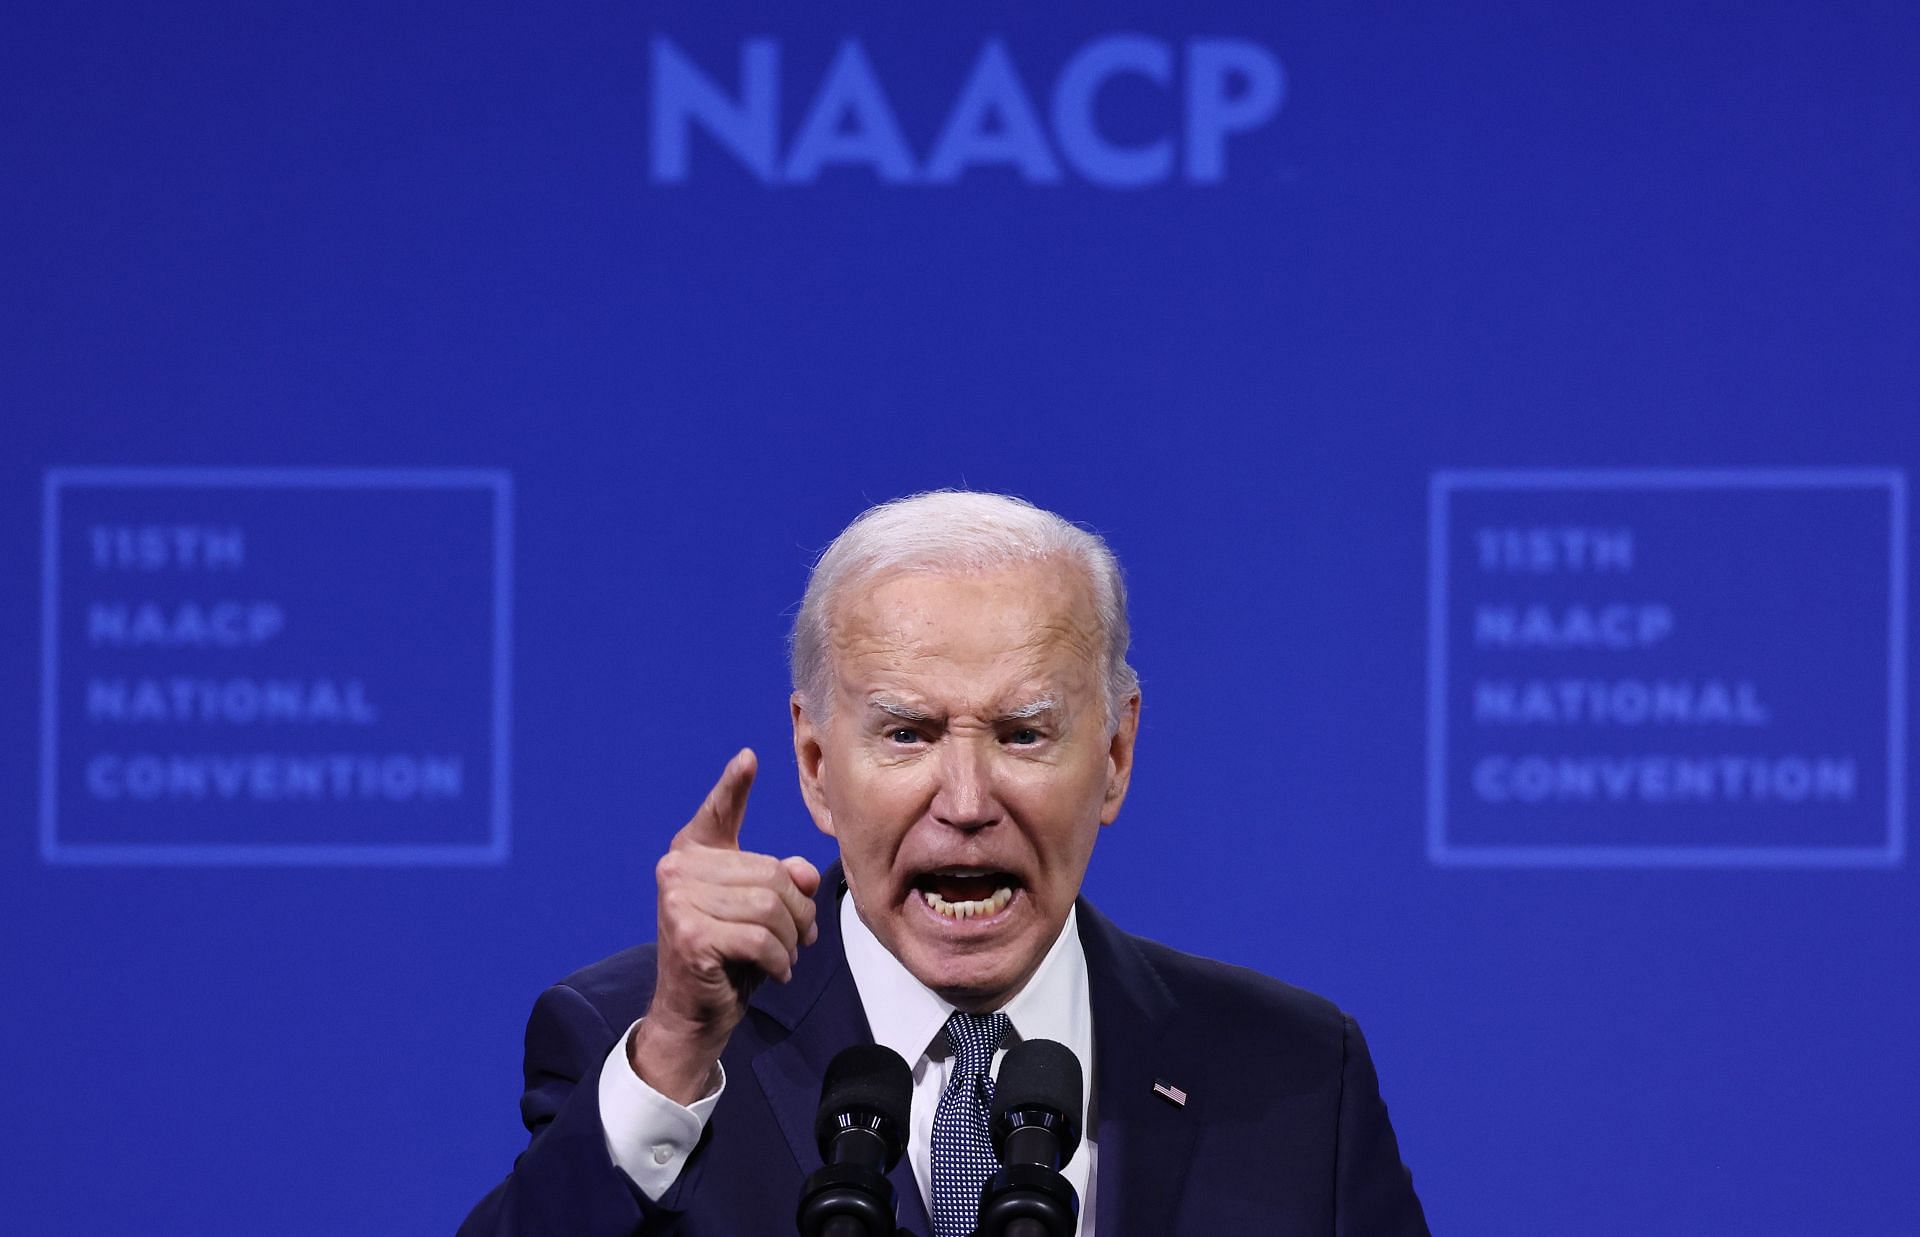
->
xmin=5 ymin=2 xmax=1917 ymax=1232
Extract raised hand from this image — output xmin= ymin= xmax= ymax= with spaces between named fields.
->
xmin=629 ymin=748 xmax=823 ymax=1103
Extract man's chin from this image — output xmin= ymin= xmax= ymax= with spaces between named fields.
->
xmin=890 ymin=893 xmax=1048 ymax=1011
xmin=920 ymin=961 xmax=1031 ymax=1012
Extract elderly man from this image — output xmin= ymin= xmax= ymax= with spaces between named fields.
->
xmin=463 ymin=492 xmax=1429 ymax=1236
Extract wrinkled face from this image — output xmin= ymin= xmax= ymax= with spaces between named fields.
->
xmin=792 ymin=560 xmax=1139 ymax=1011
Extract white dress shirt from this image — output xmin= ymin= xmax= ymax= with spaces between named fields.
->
xmin=596 ymin=1018 xmax=725 ymax=1199
xmin=840 ymin=894 xmax=1097 ymax=1237
xmin=598 ymin=892 xmax=1099 ymax=1235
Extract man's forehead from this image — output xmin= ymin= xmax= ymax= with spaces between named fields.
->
xmin=846 ymin=643 xmax=1091 ymax=710
xmin=823 ymin=563 xmax=1105 ymax=700
xmin=828 ymin=562 xmax=1101 ymax=641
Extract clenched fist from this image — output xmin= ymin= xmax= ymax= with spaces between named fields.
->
xmin=629 ymin=749 xmax=822 ymax=1104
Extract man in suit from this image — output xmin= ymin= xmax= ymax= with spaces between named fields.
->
xmin=463 ymin=491 xmax=1429 ymax=1235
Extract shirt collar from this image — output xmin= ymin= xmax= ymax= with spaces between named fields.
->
xmin=840 ymin=889 xmax=1089 ymax=1064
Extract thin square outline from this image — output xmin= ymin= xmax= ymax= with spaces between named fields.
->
xmin=1426 ymin=467 xmax=1906 ymax=870
xmin=40 ymin=467 xmax=514 ymax=867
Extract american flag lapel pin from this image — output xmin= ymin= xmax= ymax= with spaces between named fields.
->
xmin=1151 ymin=1078 xmax=1188 ymax=1107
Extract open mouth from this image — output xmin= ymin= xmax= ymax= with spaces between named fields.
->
xmin=912 ymin=868 xmax=1020 ymax=921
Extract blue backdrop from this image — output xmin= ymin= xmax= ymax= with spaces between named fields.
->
xmin=6 ymin=2 xmax=1918 ymax=1232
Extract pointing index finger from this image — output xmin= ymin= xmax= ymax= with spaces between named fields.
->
xmin=679 ymin=748 xmax=757 ymax=850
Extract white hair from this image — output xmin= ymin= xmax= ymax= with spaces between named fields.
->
xmin=789 ymin=491 xmax=1140 ymax=731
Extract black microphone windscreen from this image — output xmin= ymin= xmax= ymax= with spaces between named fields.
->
xmin=990 ymin=1038 xmax=1083 ymax=1165
xmin=813 ymin=1043 xmax=913 ymax=1155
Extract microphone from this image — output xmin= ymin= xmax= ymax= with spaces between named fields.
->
xmin=796 ymin=1043 xmax=912 ymax=1237
xmin=977 ymin=1039 xmax=1083 ymax=1237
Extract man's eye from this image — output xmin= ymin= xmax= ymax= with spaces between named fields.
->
xmin=887 ymin=728 xmax=922 ymax=744
xmin=1007 ymin=728 xmax=1042 ymax=746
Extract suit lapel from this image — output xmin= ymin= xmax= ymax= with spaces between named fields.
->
xmin=1080 ymin=899 xmax=1200 ymax=1237
xmin=748 ymin=866 xmax=935 ymax=1237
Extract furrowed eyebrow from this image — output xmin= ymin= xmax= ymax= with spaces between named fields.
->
xmin=865 ymin=695 xmax=1061 ymax=725
xmin=868 ymin=698 xmax=938 ymax=724
xmin=992 ymin=695 xmax=1061 ymax=723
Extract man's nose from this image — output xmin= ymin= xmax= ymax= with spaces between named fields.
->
xmin=930 ymin=735 xmax=1000 ymax=831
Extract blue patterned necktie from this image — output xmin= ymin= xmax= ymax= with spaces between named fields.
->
xmin=931 ymin=1010 xmax=1012 ymax=1237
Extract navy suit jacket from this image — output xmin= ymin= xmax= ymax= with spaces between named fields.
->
xmin=462 ymin=871 xmax=1430 ymax=1235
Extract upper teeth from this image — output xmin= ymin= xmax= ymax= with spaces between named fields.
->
xmin=924 ymin=886 xmax=1013 ymax=919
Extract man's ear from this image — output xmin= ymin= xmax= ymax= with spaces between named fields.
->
xmin=1099 ymin=691 xmax=1141 ymax=826
xmin=791 ymin=692 xmax=836 ymax=837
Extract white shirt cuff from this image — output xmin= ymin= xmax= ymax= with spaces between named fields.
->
xmin=597 ymin=1018 xmax=727 ymax=1199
